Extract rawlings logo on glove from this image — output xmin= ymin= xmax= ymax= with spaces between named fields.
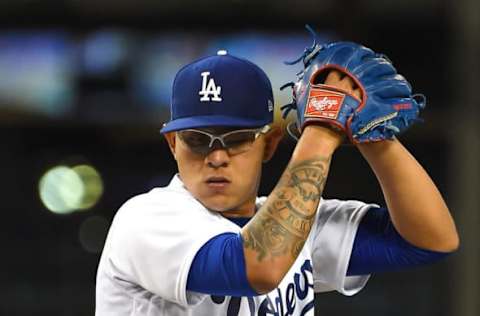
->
xmin=306 ymin=89 xmax=344 ymax=118
xmin=281 ymin=25 xmax=426 ymax=143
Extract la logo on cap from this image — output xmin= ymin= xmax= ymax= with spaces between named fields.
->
xmin=199 ymin=72 xmax=222 ymax=102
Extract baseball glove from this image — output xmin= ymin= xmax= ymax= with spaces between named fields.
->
xmin=281 ymin=26 xmax=426 ymax=143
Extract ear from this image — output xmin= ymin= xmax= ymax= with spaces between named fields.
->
xmin=262 ymin=124 xmax=284 ymax=162
xmin=163 ymin=132 xmax=177 ymax=160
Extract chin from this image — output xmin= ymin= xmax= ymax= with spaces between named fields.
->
xmin=201 ymin=196 xmax=236 ymax=213
xmin=204 ymin=201 xmax=234 ymax=213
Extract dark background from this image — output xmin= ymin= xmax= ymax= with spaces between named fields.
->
xmin=2 ymin=0 xmax=479 ymax=315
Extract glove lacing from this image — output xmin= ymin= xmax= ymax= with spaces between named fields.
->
xmin=284 ymin=24 xmax=322 ymax=67
xmin=279 ymin=82 xmax=297 ymax=119
xmin=280 ymin=25 xmax=323 ymax=121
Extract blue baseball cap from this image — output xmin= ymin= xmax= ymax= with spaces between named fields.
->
xmin=160 ymin=50 xmax=274 ymax=133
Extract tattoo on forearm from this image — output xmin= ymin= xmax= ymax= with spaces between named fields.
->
xmin=243 ymin=156 xmax=330 ymax=261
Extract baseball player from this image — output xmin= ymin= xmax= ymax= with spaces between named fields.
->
xmin=96 ymin=41 xmax=459 ymax=315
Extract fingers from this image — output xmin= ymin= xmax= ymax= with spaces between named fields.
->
xmin=324 ymin=70 xmax=343 ymax=85
xmin=324 ymin=70 xmax=362 ymax=100
xmin=351 ymin=87 xmax=362 ymax=100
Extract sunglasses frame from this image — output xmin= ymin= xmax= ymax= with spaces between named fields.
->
xmin=177 ymin=124 xmax=271 ymax=154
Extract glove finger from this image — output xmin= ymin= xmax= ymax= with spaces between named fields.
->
xmin=365 ymin=74 xmax=413 ymax=97
xmin=320 ymin=42 xmax=375 ymax=68
xmin=346 ymin=44 xmax=376 ymax=67
xmin=354 ymin=57 xmax=397 ymax=82
xmin=376 ymin=96 xmax=419 ymax=113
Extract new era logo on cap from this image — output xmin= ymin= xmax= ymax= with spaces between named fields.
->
xmin=160 ymin=51 xmax=274 ymax=133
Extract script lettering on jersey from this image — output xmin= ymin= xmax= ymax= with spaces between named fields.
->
xmin=210 ymin=259 xmax=314 ymax=316
xmin=199 ymin=71 xmax=222 ymax=102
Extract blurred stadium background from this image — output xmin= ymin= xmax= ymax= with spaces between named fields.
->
xmin=2 ymin=0 xmax=478 ymax=315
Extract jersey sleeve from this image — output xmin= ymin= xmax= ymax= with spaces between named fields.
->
xmin=102 ymin=189 xmax=241 ymax=307
xmin=347 ymin=207 xmax=452 ymax=275
xmin=310 ymin=198 xmax=375 ymax=296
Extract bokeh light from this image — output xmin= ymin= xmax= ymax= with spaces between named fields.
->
xmin=39 ymin=164 xmax=104 ymax=214
xmin=38 ymin=166 xmax=84 ymax=214
xmin=72 ymin=164 xmax=104 ymax=211
xmin=78 ymin=216 xmax=110 ymax=253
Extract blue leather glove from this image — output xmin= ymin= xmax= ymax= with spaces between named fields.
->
xmin=281 ymin=34 xmax=425 ymax=143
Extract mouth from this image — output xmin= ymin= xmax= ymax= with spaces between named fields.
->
xmin=205 ymin=176 xmax=231 ymax=189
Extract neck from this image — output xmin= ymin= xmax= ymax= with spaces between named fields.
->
xmin=220 ymin=200 xmax=256 ymax=218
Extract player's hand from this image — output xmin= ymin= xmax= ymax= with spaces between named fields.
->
xmin=324 ymin=70 xmax=361 ymax=100
xmin=302 ymin=70 xmax=360 ymax=149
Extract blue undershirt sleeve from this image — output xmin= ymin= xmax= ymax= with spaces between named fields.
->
xmin=347 ymin=207 xmax=453 ymax=276
xmin=186 ymin=232 xmax=258 ymax=297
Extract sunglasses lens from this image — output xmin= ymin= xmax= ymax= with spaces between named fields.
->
xmin=223 ymin=131 xmax=256 ymax=154
xmin=224 ymin=131 xmax=255 ymax=146
xmin=178 ymin=130 xmax=211 ymax=153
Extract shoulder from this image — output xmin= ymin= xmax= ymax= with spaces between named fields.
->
xmin=103 ymin=183 xmax=240 ymax=265
xmin=111 ymin=184 xmax=239 ymax=238
xmin=118 ymin=185 xmax=198 ymax=217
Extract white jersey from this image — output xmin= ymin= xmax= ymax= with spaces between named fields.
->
xmin=96 ymin=175 xmax=374 ymax=316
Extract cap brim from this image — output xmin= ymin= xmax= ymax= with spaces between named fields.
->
xmin=160 ymin=115 xmax=271 ymax=133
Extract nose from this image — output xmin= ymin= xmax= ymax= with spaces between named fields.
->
xmin=206 ymin=147 xmax=229 ymax=168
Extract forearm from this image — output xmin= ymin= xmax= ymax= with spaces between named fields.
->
xmin=241 ymin=126 xmax=339 ymax=293
xmin=358 ymin=138 xmax=459 ymax=252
